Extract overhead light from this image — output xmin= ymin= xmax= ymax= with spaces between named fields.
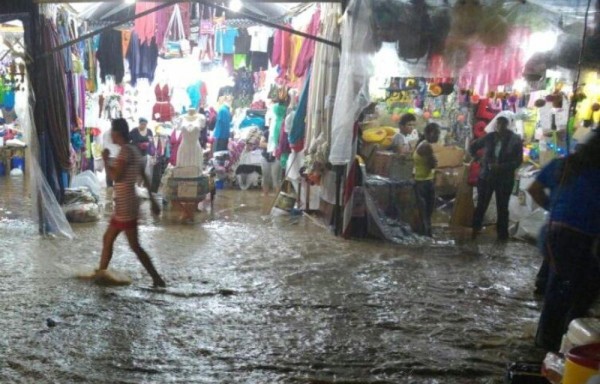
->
xmin=125 ymin=0 xmax=136 ymax=4
xmin=229 ymin=0 xmax=243 ymax=13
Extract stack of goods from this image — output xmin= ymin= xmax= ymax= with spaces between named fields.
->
xmin=62 ymin=187 xmax=101 ymax=223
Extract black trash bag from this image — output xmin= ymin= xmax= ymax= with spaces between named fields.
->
xmin=372 ymin=0 xmax=432 ymax=60
xmin=429 ymin=5 xmax=451 ymax=55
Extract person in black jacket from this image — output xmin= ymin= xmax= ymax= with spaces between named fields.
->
xmin=469 ymin=116 xmax=523 ymax=241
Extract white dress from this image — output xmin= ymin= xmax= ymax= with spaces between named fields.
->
xmin=176 ymin=114 xmax=206 ymax=169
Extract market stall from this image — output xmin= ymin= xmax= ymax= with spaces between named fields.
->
xmin=327 ymin=0 xmax=600 ymax=243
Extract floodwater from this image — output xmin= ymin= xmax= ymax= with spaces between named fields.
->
xmin=0 ymin=175 xmax=545 ymax=383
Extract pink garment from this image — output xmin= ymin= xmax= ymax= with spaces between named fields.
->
xmin=134 ymin=2 xmax=159 ymax=45
xmin=272 ymin=25 xmax=292 ymax=73
xmin=294 ymin=10 xmax=321 ymax=78
xmin=429 ymin=28 xmax=530 ymax=94
xmin=170 ymin=129 xmax=183 ymax=166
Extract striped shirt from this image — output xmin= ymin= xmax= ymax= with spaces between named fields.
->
xmin=113 ymin=144 xmax=142 ymax=222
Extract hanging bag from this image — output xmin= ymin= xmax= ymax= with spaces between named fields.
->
xmin=162 ymin=4 xmax=189 ymax=59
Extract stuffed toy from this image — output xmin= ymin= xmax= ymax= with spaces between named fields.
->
xmin=473 ymin=98 xmax=498 ymax=138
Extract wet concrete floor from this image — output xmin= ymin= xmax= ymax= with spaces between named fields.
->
xmin=0 ymin=175 xmax=545 ymax=383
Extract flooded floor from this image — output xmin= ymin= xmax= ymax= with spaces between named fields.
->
xmin=0 ymin=175 xmax=545 ymax=383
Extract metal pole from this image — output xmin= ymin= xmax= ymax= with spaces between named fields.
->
xmin=567 ymin=0 xmax=593 ymax=152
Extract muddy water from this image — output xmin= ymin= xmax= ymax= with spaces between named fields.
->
xmin=0 ymin=175 xmax=544 ymax=383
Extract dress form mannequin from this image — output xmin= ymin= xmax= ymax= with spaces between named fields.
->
xmin=173 ymin=107 xmax=208 ymax=223
xmin=176 ymin=108 xmax=206 ymax=168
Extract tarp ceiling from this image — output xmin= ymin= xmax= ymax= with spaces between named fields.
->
xmin=68 ymin=2 xmax=304 ymax=23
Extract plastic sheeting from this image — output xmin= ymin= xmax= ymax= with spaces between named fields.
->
xmin=16 ymin=80 xmax=74 ymax=239
xmin=329 ymin=0 xmax=376 ymax=165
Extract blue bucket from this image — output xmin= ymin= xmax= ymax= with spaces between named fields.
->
xmin=215 ymin=179 xmax=224 ymax=190
xmin=0 ymin=161 xmax=5 ymax=176
xmin=11 ymin=156 xmax=24 ymax=171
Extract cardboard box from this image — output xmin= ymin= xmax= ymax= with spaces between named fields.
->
xmin=369 ymin=150 xmax=414 ymax=181
xmin=432 ymin=144 xmax=465 ymax=168
xmin=435 ymin=166 xmax=464 ymax=197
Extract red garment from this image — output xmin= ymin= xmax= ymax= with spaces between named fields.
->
xmin=295 ymin=10 xmax=321 ymax=78
xmin=152 ymin=84 xmax=175 ymax=122
xmin=110 ymin=217 xmax=137 ymax=230
xmin=169 ymin=129 xmax=183 ymax=166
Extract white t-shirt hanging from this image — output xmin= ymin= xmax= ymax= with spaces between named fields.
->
xmin=247 ymin=26 xmax=273 ymax=53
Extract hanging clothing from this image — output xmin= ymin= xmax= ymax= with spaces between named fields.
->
xmin=295 ymin=10 xmax=321 ymax=78
xmin=127 ymin=33 xmax=159 ymax=87
xmin=268 ymin=104 xmax=287 ymax=153
xmin=215 ymin=27 xmax=238 ymax=54
xmin=214 ymin=104 xmax=232 ymax=140
xmin=250 ymin=52 xmax=269 ymax=72
xmin=121 ymin=30 xmax=132 ymax=56
xmin=271 ymin=25 xmax=291 ymax=71
xmin=289 ymin=72 xmax=311 ymax=151
xmin=152 ymin=84 xmax=175 ymax=122
xmin=134 ymin=1 xmax=158 ymax=45
xmin=248 ymin=26 xmax=273 ymax=53
xmin=289 ymin=34 xmax=304 ymax=81
xmin=233 ymin=54 xmax=248 ymax=69
xmin=186 ymin=81 xmax=208 ymax=109
xmin=97 ymin=30 xmax=125 ymax=84
xmin=235 ymin=28 xmax=252 ymax=54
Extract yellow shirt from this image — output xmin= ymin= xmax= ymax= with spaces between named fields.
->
xmin=413 ymin=142 xmax=435 ymax=181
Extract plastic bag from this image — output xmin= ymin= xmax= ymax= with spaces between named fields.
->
xmin=63 ymin=203 xmax=101 ymax=223
xmin=64 ymin=187 xmax=98 ymax=205
xmin=70 ymin=170 xmax=101 ymax=200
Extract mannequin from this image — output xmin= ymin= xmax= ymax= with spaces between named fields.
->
xmin=173 ymin=106 xmax=207 ymax=223
xmin=176 ymin=107 xmax=206 ymax=168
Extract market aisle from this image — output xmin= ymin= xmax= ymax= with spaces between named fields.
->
xmin=0 ymin=177 xmax=544 ymax=383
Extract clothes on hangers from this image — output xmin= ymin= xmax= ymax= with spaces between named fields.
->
xmin=295 ymin=9 xmax=321 ymax=78
xmin=235 ymin=28 xmax=252 ymax=54
xmin=250 ymin=52 xmax=269 ymax=72
xmin=127 ymin=33 xmax=159 ymax=86
xmin=97 ymin=29 xmax=125 ymax=84
xmin=215 ymin=27 xmax=238 ymax=54
xmin=248 ymin=26 xmax=273 ymax=53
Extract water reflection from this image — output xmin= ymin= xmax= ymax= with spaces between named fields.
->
xmin=0 ymin=176 xmax=543 ymax=383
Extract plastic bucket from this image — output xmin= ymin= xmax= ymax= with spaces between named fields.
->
xmin=11 ymin=156 xmax=24 ymax=171
xmin=563 ymin=343 xmax=600 ymax=384
xmin=0 ymin=161 xmax=5 ymax=176
xmin=274 ymin=192 xmax=296 ymax=211
xmin=215 ymin=179 xmax=224 ymax=190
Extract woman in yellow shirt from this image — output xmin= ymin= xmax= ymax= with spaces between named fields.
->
xmin=413 ymin=123 xmax=440 ymax=237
